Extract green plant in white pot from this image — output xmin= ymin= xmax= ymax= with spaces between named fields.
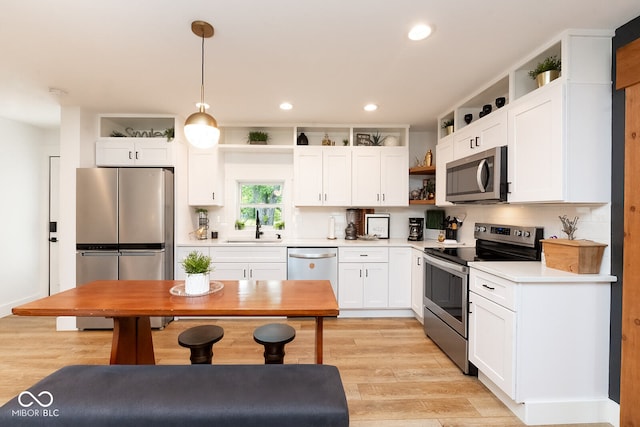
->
xmin=180 ymin=251 xmax=212 ymax=295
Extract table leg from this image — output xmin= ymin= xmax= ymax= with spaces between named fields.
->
xmin=110 ymin=317 xmax=156 ymax=365
xmin=315 ymin=316 xmax=324 ymax=364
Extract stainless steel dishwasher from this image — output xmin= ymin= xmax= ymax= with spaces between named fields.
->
xmin=287 ymin=247 xmax=338 ymax=297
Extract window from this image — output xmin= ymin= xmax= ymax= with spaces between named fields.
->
xmin=237 ymin=182 xmax=284 ymax=230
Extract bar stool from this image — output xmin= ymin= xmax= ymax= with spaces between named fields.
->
xmin=178 ymin=325 xmax=224 ymax=364
xmin=253 ymin=323 xmax=296 ymax=364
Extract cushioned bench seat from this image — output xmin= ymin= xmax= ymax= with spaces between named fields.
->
xmin=0 ymin=364 xmax=349 ymax=427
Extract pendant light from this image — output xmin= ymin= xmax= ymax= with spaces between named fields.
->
xmin=184 ymin=20 xmax=220 ymax=148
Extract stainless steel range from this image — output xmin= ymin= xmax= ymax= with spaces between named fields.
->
xmin=423 ymin=222 xmax=544 ymax=374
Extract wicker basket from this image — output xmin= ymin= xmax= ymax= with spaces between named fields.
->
xmin=541 ymin=239 xmax=607 ymax=274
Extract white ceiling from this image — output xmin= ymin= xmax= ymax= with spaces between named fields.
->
xmin=1 ymin=0 xmax=639 ymax=131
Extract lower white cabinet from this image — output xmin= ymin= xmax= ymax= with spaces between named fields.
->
xmin=410 ymin=248 xmax=424 ymax=320
xmin=211 ymin=262 xmax=286 ymax=280
xmin=210 ymin=246 xmax=287 ymax=281
xmin=338 ymin=247 xmax=389 ymax=308
xmin=388 ymin=247 xmax=411 ymax=308
xmin=175 ymin=246 xmax=212 ymax=280
xmin=468 ymin=266 xmax=611 ymax=422
xmin=176 ymin=246 xmax=286 ymax=281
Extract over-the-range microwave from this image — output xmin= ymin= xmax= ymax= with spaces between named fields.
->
xmin=445 ymin=146 xmax=507 ymax=203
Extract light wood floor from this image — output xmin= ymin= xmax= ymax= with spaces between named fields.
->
xmin=0 ymin=315 xmax=611 ymax=427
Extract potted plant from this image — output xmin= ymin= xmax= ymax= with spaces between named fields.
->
xmin=274 ymin=221 xmax=285 ymax=230
xmin=235 ymin=219 xmax=245 ymax=230
xmin=370 ymin=131 xmax=387 ymax=146
xmin=164 ymin=127 xmax=174 ymax=142
xmin=442 ymin=119 xmax=454 ymax=135
xmin=180 ymin=251 xmax=212 ymax=295
xmin=528 ymin=55 xmax=561 ymax=88
xmin=247 ymin=131 xmax=269 ymax=145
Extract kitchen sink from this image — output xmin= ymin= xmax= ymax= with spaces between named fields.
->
xmin=224 ymin=238 xmax=284 ymax=243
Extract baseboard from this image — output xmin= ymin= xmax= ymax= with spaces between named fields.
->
xmin=479 ymin=371 xmax=619 ymax=426
xmin=338 ymin=309 xmax=414 ymax=318
xmin=0 ymin=293 xmax=44 ymax=318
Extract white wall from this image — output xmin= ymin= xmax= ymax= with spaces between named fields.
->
xmin=0 ymin=117 xmax=59 ymax=316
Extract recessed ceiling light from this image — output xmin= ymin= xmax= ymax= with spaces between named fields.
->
xmin=364 ymin=103 xmax=378 ymax=112
xmin=280 ymin=102 xmax=293 ymax=110
xmin=408 ymin=24 xmax=432 ymax=41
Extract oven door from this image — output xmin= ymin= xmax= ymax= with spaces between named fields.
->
xmin=423 ymin=254 xmax=468 ymax=337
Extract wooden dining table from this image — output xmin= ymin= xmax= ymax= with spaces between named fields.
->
xmin=12 ymin=279 xmax=339 ymax=365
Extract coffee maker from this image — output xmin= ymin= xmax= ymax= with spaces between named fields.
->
xmin=408 ymin=217 xmax=424 ymax=241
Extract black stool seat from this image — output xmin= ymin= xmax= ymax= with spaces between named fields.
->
xmin=253 ymin=323 xmax=296 ymax=364
xmin=178 ymin=325 xmax=224 ymax=364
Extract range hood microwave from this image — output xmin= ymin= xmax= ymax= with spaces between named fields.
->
xmin=445 ymin=146 xmax=507 ymax=203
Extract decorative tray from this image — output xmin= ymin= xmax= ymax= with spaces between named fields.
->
xmin=357 ymin=234 xmax=379 ymax=241
xmin=170 ymin=281 xmax=224 ymax=297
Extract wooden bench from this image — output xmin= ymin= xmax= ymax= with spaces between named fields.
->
xmin=0 ymin=364 xmax=349 ymax=427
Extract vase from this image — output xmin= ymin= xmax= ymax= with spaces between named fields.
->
xmin=535 ymin=70 xmax=560 ymax=88
xmin=445 ymin=125 xmax=454 ymax=135
xmin=185 ymin=272 xmax=210 ymax=295
xmin=297 ymin=132 xmax=309 ymax=145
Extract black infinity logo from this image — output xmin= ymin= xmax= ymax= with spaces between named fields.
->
xmin=18 ymin=391 xmax=53 ymax=408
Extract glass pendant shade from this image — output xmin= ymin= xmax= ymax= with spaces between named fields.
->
xmin=184 ymin=110 xmax=219 ymax=148
xmin=185 ymin=20 xmax=219 ymax=149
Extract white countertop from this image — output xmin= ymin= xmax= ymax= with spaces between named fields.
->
xmin=177 ymin=238 xmax=469 ymax=251
xmin=469 ymin=261 xmax=617 ymax=283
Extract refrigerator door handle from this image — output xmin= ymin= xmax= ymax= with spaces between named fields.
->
xmin=119 ymin=250 xmax=164 ymax=256
xmin=80 ymin=251 xmax=120 ymax=256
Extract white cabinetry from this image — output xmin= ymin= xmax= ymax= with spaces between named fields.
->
xmin=507 ymin=81 xmax=610 ymax=203
xmin=388 ymin=247 xmax=411 ymax=308
xmin=452 ymin=110 xmax=506 ymax=160
xmin=352 ymin=147 xmax=408 ymax=206
xmin=435 ymin=138 xmax=453 ymax=206
xmin=468 ymin=266 xmax=611 ymax=424
xmin=410 ymin=248 xmax=424 ymax=320
xmin=188 ymin=146 xmax=224 ymax=206
xmin=175 ymin=246 xmax=212 ymax=280
xmin=210 ymin=246 xmax=287 ymax=281
xmin=293 ymin=147 xmax=351 ymax=206
xmin=435 ymin=30 xmax=612 ymax=205
xmin=95 ymin=115 xmax=176 ymax=167
xmin=338 ymin=247 xmax=389 ymax=308
xmin=96 ymin=139 xmax=175 ymax=166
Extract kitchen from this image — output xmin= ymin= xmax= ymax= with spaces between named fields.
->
xmin=1 ymin=1 xmax=640 ymax=426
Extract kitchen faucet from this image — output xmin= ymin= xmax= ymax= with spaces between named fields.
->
xmin=255 ymin=211 xmax=263 ymax=239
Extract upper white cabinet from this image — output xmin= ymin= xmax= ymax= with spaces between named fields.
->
xmin=452 ymin=110 xmax=507 ymax=160
xmin=507 ymin=31 xmax=612 ymax=203
xmin=294 ymin=147 xmax=352 ymax=206
xmin=95 ymin=115 xmax=176 ymax=167
xmin=351 ymin=147 xmax=408 ymax=207
xmin=435 ymin=138 xmax=453 ymax=206
xmin=188 ymin=146 xmax=224 ymax=206
xmin=294 ymin=125 xmax=409 ymax=207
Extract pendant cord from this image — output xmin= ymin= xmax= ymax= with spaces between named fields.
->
xmin=200 ymin=33 xmax=205 ymax=109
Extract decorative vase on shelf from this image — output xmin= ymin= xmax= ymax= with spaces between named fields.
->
xmin=445 ymin=125 xmax=453 ymax=135
xmin=297 ymin=132 xmax=308 ymax=145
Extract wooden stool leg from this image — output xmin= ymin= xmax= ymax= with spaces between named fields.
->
xmin=263 ymin=343 xmax=286 ymax=364
xmin=190 ymin=345 xmax=213 ymax=364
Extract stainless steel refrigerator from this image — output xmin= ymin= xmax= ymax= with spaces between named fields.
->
xmin=76 ymin=167 xmax=174 ymax=329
